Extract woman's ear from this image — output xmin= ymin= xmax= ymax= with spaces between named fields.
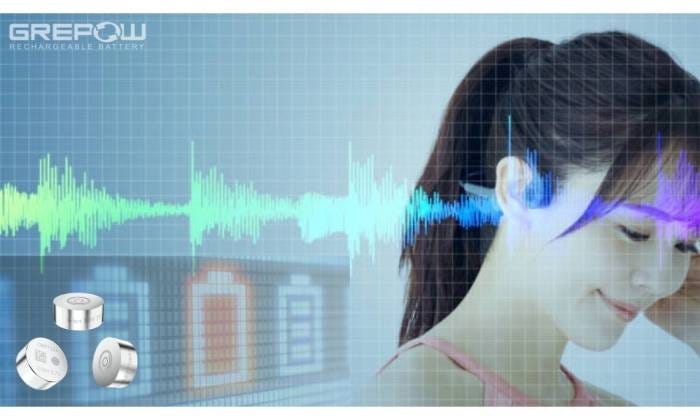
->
xmin=495 ymin=156 xmax=533 ymax=229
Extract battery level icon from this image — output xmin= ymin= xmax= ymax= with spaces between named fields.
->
xmin=278 ymin=274 xmax=323 ymax=376
xmin=185 ymin=262 xmax=254 ymax=393
xmin=0 ymin=277 xmax=15 ymax=402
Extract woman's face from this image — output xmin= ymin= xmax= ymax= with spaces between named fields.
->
xmin=519 ymin=169 xmax=696 ymax=351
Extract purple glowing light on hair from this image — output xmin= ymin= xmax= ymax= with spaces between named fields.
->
xmin=647 ymin=133 xmax=700 ymax=239
xmin=557 ymin=132 xmax=700 ymax=241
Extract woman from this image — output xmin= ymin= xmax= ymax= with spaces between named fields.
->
xmin=364 ymin=31 xmax=700 ymax=406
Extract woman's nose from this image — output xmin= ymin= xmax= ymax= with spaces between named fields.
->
xmin=630 ymin=264 xmax=685 ymax=299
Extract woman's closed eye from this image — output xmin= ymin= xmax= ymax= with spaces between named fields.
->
xmin=675 ymin=240 xmax=700 ymax=255
xmin=617 ymin=224 xmax=700 ymax=254
xmin=616 ymin=224 xmax=650 ymax=242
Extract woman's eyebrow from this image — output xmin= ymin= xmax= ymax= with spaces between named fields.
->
xmin=619 ymin=203 xmax=679 ymax=223
xmin=620 ymin=203 xmax=700 ymax=238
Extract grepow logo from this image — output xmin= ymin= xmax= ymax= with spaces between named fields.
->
xmin=9 ymin=22 xmax=146 ymax=43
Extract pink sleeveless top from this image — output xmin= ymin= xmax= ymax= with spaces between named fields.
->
xmin=377 ymin=335 xmax=600 ymax=406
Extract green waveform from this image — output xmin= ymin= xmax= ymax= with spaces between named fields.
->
xmin=0 ymin=143 xmax=410 ymax=272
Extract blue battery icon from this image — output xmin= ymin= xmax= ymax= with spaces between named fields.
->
xmin=278 ymin=274 xmax=323 ymax=376
xmin=0 ymin=276 xmax=15 ymax=404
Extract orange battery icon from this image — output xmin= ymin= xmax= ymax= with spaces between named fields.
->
xmin=185 ymin=262 xmax=254 ymax=396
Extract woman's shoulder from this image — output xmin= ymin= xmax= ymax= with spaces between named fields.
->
xmin=357 ymin=343 xmax=485 ymax=406
xmin=580 ymin=380 xmax=635 ymax=406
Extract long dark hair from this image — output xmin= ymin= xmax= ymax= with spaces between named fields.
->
xmin=398 ymin=31 xmax=700 ymax=346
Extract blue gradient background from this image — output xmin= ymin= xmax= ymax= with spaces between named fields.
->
xmin=0 ymin=14 xmax=699 ymax=405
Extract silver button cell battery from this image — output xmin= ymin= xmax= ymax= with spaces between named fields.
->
xmin=92 ymin=337 xmax=138 ymax=388
xmin=16 ymin=337 xmax=68 ymax=390
xmin=54 ymin=292 xmax=104 ymax=331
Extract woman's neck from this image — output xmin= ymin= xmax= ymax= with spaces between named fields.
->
xmin=426 ymin=234 xmax=575 ymax=406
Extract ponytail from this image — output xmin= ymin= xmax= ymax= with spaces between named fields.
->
xmin=398 ymin=38 xmax=554 ymax=346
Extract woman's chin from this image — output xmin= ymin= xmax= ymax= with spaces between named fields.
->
xmin=567 ymin=324 xmax=626 ymax=351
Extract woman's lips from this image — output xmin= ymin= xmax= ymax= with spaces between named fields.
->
xmin=596 ymin=289 xmax=640 ymax=322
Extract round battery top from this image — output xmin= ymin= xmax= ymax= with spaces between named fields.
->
xmin=16 ymin=337 xmax=68 ymax=390
xmin=53 ymin=292 xmax=104 ymax=331
xmin=92 ymin=337 xmax=138 ymax=388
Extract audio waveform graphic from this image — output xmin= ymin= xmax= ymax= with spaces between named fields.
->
xmin=2 ymin=119 xmax=697 ymax=273
xmin=0 ymin=156 xmax=183 ymax=271
xmin=1 ymin=141 xmax=460 ymax=272
xmin=188 ymin=142 xmax=414 ymax=270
